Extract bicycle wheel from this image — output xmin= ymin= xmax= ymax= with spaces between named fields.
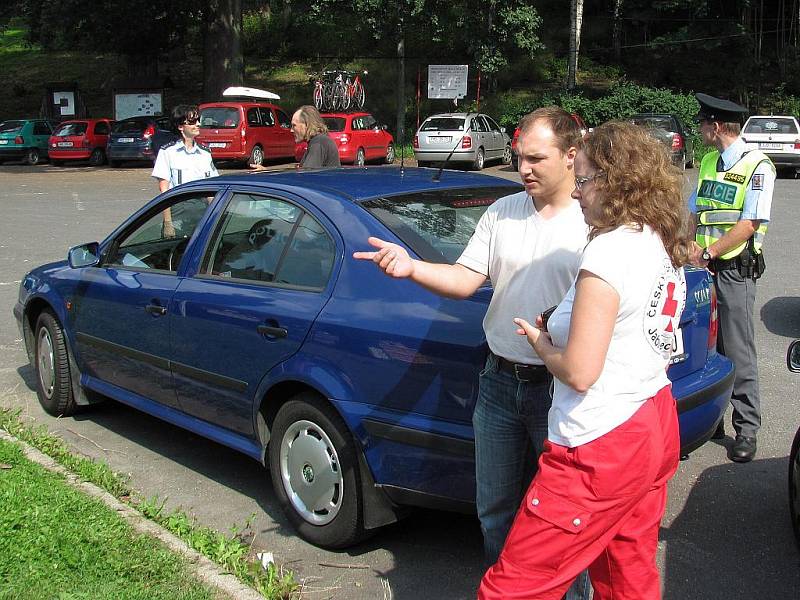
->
xmin=354 ymin=81 xmax=365 ymax=109
xmin=323 ymin=82 xmax=335 ymax=111
xmin=313 ymin=85 xmax=323 ymax=110
xmin=332 ymin=82 xmax=348 ymax=111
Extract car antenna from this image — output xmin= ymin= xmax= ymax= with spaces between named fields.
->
xmin=400 ymin=121 xmax=405 ymax=174
xmin=432 ymin=135 xmax=465 ymax=183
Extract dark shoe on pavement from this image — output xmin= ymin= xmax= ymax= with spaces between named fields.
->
xmin=711 ymin=421 xmax=725 ymax=440
xmin=730 ymin=435 xmax=757 ymax=463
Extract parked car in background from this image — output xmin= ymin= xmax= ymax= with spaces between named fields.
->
xmin=107 ymin=116 xmax=176 ymax=167
xmin=197 ymin=101 xmax=296 ymax=166
xmin=49 ymin=119 xmax=113 ymax=167
xmin=0 ymin=118 xmax=57 ymax=165
xmin=741 ymin=115 xmax=800 ymax=176
xmin=631 ymin=113 xmax=694 ymax=169
xmin=413 ymin=112 xmax=511 ymax=170
xmin=294 ymin=112 xmax=395 ymax=166
xmin=15 ymin=167 xmax=733 ymax=550
xmin=510 ymin=113 xmax=587 ymax=170
xmin=787 ymin=340 xmax=800 ymax=550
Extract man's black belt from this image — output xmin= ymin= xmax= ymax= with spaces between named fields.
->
xmin=492 ymin=352 xmax=551 ymax=383
xmin=711 ymin=256 xmax=739 ymax=271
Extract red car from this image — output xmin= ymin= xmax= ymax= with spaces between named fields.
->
xmin=48 ymin=119 xmax=113 ymax=166
xmin=197 ymin=101 xmax=296 ymax=166
xmin=511 ymin=113 xmax=587 ymax=169
xmin=294 ymin=112 xmax=395 ymax=166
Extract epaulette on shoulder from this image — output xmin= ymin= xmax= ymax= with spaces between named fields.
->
xmin=161 ymin=139 xmax=181 ymax=151
xmin=196 ymin=142 xmax=212 ymax=153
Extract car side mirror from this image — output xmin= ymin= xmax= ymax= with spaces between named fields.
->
xmin=788 ymin=340 xmax=800 ymax=372
xmin=381 ymin=124 xmax=388 ymax=131
xmin=68 ymin=242 xmax=100 ymax=268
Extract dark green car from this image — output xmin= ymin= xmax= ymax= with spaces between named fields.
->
xmin=0 ymin=119 xmax=58 ymax=165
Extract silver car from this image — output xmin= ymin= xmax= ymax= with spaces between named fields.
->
xmin=413 ymin=112 xmax=512 ymax=170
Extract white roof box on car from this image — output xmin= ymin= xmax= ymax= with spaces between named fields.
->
xmin=222 ymin=86 xmax=281 ymax=100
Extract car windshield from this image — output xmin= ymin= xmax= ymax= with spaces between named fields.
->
xmin=361 ymin=186 xmax=522 ymax=264
xmin=323 ymin=117 xmax=346 ymax=132
xmin=420 ymin=118 xmax=465 ymax=132
xmin=199 ymin=107 xmax=240 ymax=128
xmin=54 ymin=122 xmax=88 ymax=136
xmin=112 ymin=119 xmax=149 ymax=134
xmin=744 ymin=117 xmax=798 ymax=134
xmin=0 ymin=121 xmax=23 ymax=133
xmin=632 ymin=116 xmax=674 ymax=131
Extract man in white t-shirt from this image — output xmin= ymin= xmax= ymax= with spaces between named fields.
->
xmin=354 ymin=107 xmax=590 ymax=597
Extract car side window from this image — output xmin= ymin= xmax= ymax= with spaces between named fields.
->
xmin=94 ymin=122 xmax=110 ymax=135
xmin=471 ymin=118 xmax=486 ymax=133
xmin=484 ymin=116 xmax=501 ymax=133
xmin=105 ymin=193 xmax=214 ymax=273
xmin=277 ymin=109 xmax=291 ymax=129
xmin=351 ymin=117 xmax=363 ymax=131
xmin=203 ymin=193 xmax=334 ymax=290
xmin=363 ymin=115 xmax=377 ymax=129
xmin=259 ymin=108 xmax=275 ymax=127
xmin=247 ymin=108 xmax=260 ymax=127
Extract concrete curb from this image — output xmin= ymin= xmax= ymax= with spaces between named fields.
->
xmin=0 ymin=429 xmax=267 ymax=600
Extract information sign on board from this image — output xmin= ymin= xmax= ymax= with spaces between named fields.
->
xmin=427 ymin=65 xmax=468 ymax=100
xmin=114 ymin=92 xmax=163 ymax=120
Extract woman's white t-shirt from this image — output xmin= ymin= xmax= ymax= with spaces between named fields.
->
xmin=546 ymin=224 xmax=687 ymax=447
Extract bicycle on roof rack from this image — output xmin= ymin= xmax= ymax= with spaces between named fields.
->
xmin=311 ymin=70 xmax=367 ymax=112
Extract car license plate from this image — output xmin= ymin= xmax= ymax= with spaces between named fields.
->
xmin=118 ymin=137 xmax=135 ymax=143
xmin=759 ymin=142 xmax=783 ymax=150
xmin=669 ymin=328 xmax=687 ymax=364
xmin=429 ymin=136 xmax=452 ymax=143
xmin=0 ymin=139 xmax=7 ymax=145
xmin=208 ymin=142 xmax=226 ymax=148
xmin=57 ymin=141 xmax=73 ymax=147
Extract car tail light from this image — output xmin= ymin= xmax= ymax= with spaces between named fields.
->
xmin=413 ymin=135 xmax=419 ymax=149
xmin=794 ymin=140 xmax=800 ymax=150
xmin=671 ymin=133 xmax=683 ymax=151
xmin=15 ymin=136 xmax=23 ymax=144
xmin=707 ymin=284 xmax=718 ymax=351
xmin=337 ymin=133 xmax=351 ymax=145
xmin=462 ymin=135 xmax=472 ymax=149
xmin=142 ymin=125 xmax=155 ymax=139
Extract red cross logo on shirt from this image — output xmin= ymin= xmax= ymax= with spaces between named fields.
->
xmin=661 ymin=282 xmax=679 ymax=332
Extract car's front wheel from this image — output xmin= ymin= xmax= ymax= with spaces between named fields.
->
xmin=385 ymin=143 xmax=395 ymax=164
xmin=34 ymin=310 xmax=77 ymax=417
xmin=355 ymin=148 xmax=366 ymax=167
xmin=249 ymin=145 xmax=265 ymax=167
xmin=88 ymin=148 xmax=106 ymax=166
xmin=501 ymin=144 xmax=512 ymax=165
xmin=790 ymin=425 xmax=800 ymax=550
xmin=25 ymin=148 xmax=40 ymax=166
xmin=268 ymin=393 xmax=365 ymax=549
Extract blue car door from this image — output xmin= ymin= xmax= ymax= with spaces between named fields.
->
xmin=71 ymin=191 xmax=216 ymax=408
xmin=169 ymin=188 xmax=337 ymax=435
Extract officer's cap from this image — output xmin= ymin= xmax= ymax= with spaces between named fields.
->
xmin=695 ymin=93 xmax=748 ymax=124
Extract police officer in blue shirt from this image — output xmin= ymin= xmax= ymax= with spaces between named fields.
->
xmin=152 ymin=105 xmax=218 ymax=237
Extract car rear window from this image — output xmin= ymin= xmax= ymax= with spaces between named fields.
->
xmin=0 ymin=121 xmax=23 ymax=133
xmin=420 ymin=118 xmax=465 ymax=132
xmin=632 ymin=116 xmax=675 ymax=131
xmin=199 ymin=107 xmax=240 ymax=128
xmin=112 ymin=119 xmax=148 ymax=134
xmin=323 ymin=117 xmax=346 ymax=132
xmin=361 ymin=186 xmax=522 ymax=263
xmin=54 ymin=122 xmax=88 ymax=136
xmin=744 ymin=117 xmax=798 ymax=134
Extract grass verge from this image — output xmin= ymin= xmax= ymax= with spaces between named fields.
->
xmin=0 ymin=408 xmax=299 ymax=600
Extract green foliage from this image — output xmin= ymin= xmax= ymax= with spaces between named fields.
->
xmin=760 ymin=85 xmax=800 ymax=117
xmin=0 ymin=438 xmax=217 ymax=600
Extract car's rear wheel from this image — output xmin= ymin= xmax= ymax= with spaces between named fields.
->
xmin=249 ymin=145 xmax=265 ymax=167
xmin=385 ymin=143 xmax=395 ymax=164
xmin=25 ymin=148 xmax=40 ymax=166
xmin=268 ymin=393 xmax=365 ymax=549
xmin=501 ymin=144 xmax=512 ymax=165
xmin=471 ymin=147 xmax=485 ymax=171
xmin=88 ymin=148 xmax=106 ymax=166
xmin=355 ymin=148 xmax=365 ymax=167
xmin=35 ymin=310 xmax=77 ymax=417
xmin=789 ymin=425 xmax=800 ymax=550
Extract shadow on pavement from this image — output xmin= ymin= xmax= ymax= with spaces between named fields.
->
xmin=761 ymin=296 xmax=800 ymax=338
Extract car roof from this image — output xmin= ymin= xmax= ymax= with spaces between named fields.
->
xmin=746 ymin=115 xmax=796 ymax=119
xmin=184 ymin=166 xmax=520 ymax=202
xmin=321 ymin=112 xmax=370 ymax=118
xmin=56 ymin=118 xmax=112 ymax=124
xmin=423 ymin=113 xmax=475 ymax=119
xmin=199 ymin=101 xmax=282 ymax=109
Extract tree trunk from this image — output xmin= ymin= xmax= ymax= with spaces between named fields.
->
xmin=613 ymin=0 xmax=624 ymax=62
xmin=568 ymin=0 xmax=584 ymax=90
xmin=396 ymin=33 xmax=406 ymax=151
xmin=203 ymin=0 xmax=243 ymax=103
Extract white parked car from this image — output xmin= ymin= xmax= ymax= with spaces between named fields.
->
xmin=741 ymin=115 xmax=800 ymax=176
xmin=413 ymin=112 xmax=512 ymax=170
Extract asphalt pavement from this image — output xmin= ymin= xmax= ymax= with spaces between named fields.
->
xmin=1 ymin=159 xmax=799 ymax=599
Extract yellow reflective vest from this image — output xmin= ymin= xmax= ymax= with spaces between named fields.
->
xmin=695 ymin=148 xmax=772 ymax=259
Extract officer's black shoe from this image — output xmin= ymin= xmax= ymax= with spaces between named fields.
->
xmin=730 ymin=435 xmax=757 ymax=463
xmin=711 ymin=422 xmax=725 ymax=440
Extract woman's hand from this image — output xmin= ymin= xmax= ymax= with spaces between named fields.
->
xmin=514 ymin=317 xmax=551 ymax=350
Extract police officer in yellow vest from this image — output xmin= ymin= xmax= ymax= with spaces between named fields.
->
xmin=689 ymin=93 xmax=774 ymax=463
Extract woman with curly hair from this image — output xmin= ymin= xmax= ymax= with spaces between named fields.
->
xmin=478 ymin=121 xmax=693 ymax=600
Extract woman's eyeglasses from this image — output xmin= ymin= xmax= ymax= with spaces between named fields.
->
xmin=574 ymin=171 xmax=606 ymax=191
xmin=183 ymin=117 xmax=200 ymax=125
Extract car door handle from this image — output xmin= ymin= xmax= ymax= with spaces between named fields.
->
xmin=257 ymin=324 xmax=288 ymax=338
xmin=145 ymin=303 xmax=167 ymax=316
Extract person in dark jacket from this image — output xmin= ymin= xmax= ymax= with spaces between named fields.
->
xmin=250 ymin=105 xmax=340 ymax=170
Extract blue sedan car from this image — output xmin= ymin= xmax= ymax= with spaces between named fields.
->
xmin=14 ymin=167 xmax=733 ymax=548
